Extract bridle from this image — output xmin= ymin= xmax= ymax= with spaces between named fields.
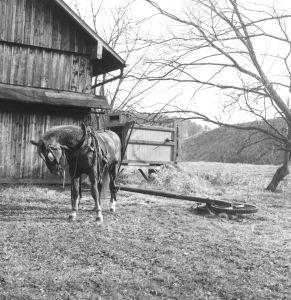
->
xmin=39 ymin=145 xmax=66 ymax=165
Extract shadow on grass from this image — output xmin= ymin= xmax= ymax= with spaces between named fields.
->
xmin=0 ymin=203 xmax=69 ymax=222
xmin=0 ymin=203 xmax=105 ymax=223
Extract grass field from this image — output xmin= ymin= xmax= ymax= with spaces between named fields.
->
xmin=0 ymin=162 xmax=290 ymax=299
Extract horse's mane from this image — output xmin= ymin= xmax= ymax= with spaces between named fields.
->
xmin=42 ymin=125 xmax=84 ymax=148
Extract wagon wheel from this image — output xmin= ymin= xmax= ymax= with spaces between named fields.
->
xmin=210 ymin=203 xmax=258 ymax=215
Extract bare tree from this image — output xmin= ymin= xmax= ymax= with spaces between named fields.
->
xmin=141 ymin=0 xmax=291 ymax=191
xmin=67 ymin=0 xmax=158 ymax=111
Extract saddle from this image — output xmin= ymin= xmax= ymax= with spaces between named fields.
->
xmin=86 ymin=127 xmax=109 ymax=181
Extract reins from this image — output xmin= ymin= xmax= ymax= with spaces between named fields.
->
xmin=46 ymin=145 xmax=68 ymax=187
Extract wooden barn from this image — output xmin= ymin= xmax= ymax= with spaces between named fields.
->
xmin=0 ymin=0 xmax=125 ymax=183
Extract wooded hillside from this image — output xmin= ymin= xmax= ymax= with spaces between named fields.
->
xmin=181 ymin=119 xmax=286 ymax=165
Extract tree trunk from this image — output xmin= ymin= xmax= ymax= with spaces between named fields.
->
xmin=266 ymin=164 xmax=289 ymax=192
xmin=266 ymin=147 xmax=290 ymax=192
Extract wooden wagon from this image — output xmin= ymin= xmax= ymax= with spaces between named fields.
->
xmin=106 ymin=112 xmax=178 ymax=166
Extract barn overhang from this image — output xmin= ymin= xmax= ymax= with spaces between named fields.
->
xmin=0 ymin=83 xmax=109 ymax=109
xmin=54 ymin=0 xmax=126 ymax=76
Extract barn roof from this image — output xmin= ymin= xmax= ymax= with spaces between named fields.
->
xmin=54 ymin=0 xmax=126 ymax=76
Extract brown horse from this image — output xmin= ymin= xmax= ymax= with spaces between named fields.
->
xmin=30 ymin=124 xmax=121 ymax=223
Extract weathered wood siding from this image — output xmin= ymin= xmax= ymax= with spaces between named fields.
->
xmin=0 ymin=0 xmax=93 ymax=53
xmin=0 ymin=0 xmax=94 ymax=93
xmin=0 ymin=44 xmax=92 ymax=92
xmin=0 ymin=103 xmax=90 ymax=182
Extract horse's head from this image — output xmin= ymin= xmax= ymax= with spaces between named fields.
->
xmin=30 ymin=124 xmax=87 ymax=176
xmin=30 ymin=139 xmax=69 ymax=176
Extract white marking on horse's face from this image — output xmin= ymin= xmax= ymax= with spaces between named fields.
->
xmin=47 ymin=152 xmax=54 ymax=162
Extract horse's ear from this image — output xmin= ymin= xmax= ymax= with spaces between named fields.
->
xmin=31 ymin=140 xmax=45 ymax=152
xmin=30 ymin=140 xmax=39 ymax=146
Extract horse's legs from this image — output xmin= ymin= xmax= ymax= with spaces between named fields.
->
xmin=109 ymin=161 xmax=118 ymax=212
xmin=78 ymin=175 xmax=82 ymax=209
xmin=90 ymin=173 xmax=103 ymax=223
xmin=69 ymin=177 xmax=80 ymax=221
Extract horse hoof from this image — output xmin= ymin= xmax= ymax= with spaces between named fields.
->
xmin=96 ymin=216 xmax=103 ymax=223
xmin=68 ymin=215 xmax=76 ymax=222
xmin=109 ymin=202 xmax=116 ymax=212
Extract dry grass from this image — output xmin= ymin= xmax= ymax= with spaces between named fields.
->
xmin=0 ymin=162 xmax=290 ymax=299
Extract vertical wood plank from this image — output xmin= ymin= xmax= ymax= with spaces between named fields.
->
xmin=20 ymin=112 xmax=26 ymax=178
xmin=6 ymin=0 xmax=14 ymax=42
xmin=43 ymin=0 xmax=52 ymax=48
xmin=60 ymin=12 xmax=70 ymax=51
xmin=31 ymin=48 xmax=37 ymax=86
xmin=24 ymin=0 xmax=33 ymax=44
xmin=2 ymin=111 xmax=7 ymax=176
xmin=40 ymin=50 xmax=47 ymax=88
xmin=52 ymin=52 xmax=60 ymax=89
xmin=77 ymin=28 xmax=85 ymax=53
xmin=46 ymin=51 xmax=53 ymax=89
xmin=36 ymin=49 xmax=43 ymax=87
xmin=0 ymin=111 xmax=3 ymax=177
xmin=15 ymin=112 xmax=22 ymax=177
xmin=10 ymin=112 xmax=17 ymax=178
xmin=30 ymin=48 xmax=41 ymax=87
xmin=0 ymin=45 xmax=3 ymax=83
xmin=0 ymin=0 xmax=7 ymax=40
xmin=38 ymin=0 xmax=45 ymax=46
xmin=51 ymin=5 xmax=61 ymax=49
xmin=19 ymin=46 xmax=28 ymax=85
xmin=4 ymin=45 xmax=12 ymax=84
xmin=3 ymin=111 xmax=9 ymax=176
xmin=78 ymin=55 xmax=86 ymax=92
xmin=33 ymin=0 xmax=42 ymax=46
xmin=0 ymin=0 xmax=3 ymax=40
xmin=15 ymin=0 xmax=25 ymax=43
xmin=58 ymin=53 xmax=65 ymax=90
xmin=30 ymin=114 xmax=37 ymax=177
xmin=2 ymin=44 xmax=8 ymax=83
xmin=25 ymin=47 xmax=34 ymax=86
xmin=70 ymin=55 xmax=79 ymax=92
xmin=69 ymin=23 xmax=77 ymax=52
xmin=85 ymin=59 xmax=92 ymax=94
xmin=5 ymin=0 xmax=12 ymax=41
xmin=51 ymin=4 xmax=58 ymax=49
xmin=10 ymin=0 xmax=17 ymax=42
xmin=63 ymin=54 xmax=71 ymax=91
xmin=11 ymin=45 xmax=21 ymax=84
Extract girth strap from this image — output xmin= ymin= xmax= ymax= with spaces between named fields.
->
xmin=87 ymin=128 xmax=108 ymax=181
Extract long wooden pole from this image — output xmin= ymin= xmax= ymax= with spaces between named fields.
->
xmin=118 ymin=185 xmax=231 ymax=206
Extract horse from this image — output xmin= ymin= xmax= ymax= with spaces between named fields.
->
xmin=30 ymin=124 xmax=121 ymax=223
